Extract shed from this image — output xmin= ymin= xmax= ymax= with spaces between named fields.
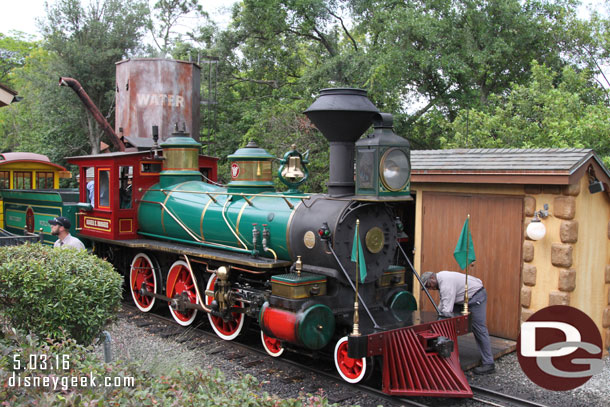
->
xmin=408 ymin=148 xmax=610 ymax=355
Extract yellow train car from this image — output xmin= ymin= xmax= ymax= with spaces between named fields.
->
xmin=0 ymin=152 xmax=72 ymax=228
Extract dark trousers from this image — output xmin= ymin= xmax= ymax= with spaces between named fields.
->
xmin=453 ymin=288 xmax=494 ymax=365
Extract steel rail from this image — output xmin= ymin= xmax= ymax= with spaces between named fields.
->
xmin=471 ymin=385 xmax=550 ymax=407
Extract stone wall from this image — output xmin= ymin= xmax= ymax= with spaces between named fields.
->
xmin=522 ymin=179 xmax=610 ymax=355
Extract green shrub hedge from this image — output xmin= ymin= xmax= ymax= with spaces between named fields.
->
xmin=0 ymin=329 xmax=333 ymax=406
xmin=0 ymin=244 xmax=123 ymax=344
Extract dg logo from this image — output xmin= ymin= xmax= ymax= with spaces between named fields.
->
xmin=517 ymin=305 xmax=604 ymax=391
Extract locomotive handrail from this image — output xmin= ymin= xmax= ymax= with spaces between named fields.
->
xmin=144 ymin=188 xmax=309 ymax=209
xmin=148 ymin=189 xmax=310 ymax=199
xmin=396 ymin=240 xmax=441 ymax=315
xmin=326 ymin=242 xmax=380 ymax=329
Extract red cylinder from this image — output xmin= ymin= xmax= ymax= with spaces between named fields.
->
xmin=259 ymin=303 xmax=297 ymax=343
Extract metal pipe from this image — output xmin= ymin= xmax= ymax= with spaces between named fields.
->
xmin=221 ymin=198 xmax=249 ymax=250
xmin=326 ymin=242 xmax=380 ymax=329
xmin=396 ymin=240 xmax=441 ymax=315
xmin=139 ymin=199 xmax=255 ymax=255
xmin=138 ymin=231 xmax=254 ymax=255
xmin=101 ymin=331 xmax=112 ymax=363
xmin=261 ymin=225 xmax=277 ymax=260
xmin=59 ymin=77 xmax=125 ymax=151
xmin=144 ymin=188 xmax=310 ymax=200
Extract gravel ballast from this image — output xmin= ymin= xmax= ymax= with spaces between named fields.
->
xmin=96 ymin=309 xmax=610 ymax=407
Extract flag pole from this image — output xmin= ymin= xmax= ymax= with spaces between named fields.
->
xmin=352 ymin=219 xmax=360 ymax=336
xmin=462 ymin=214 xmax=470 ymax=315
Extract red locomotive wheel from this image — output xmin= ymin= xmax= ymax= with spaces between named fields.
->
xmin=129 ymin=253 xmax=158 ymax=312
xmin=205 ymin=274 xmax=245 ymax=340
xmin=166 ymin=260 xmax=199 ymax=326
xmin=334 ymin=336 xmax=368 ymax=384
xmin=261 ymin=331 xmax=284 ymax=357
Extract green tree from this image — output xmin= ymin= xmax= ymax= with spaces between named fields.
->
xmin=0 ymin=47 xmax=86 ymax=159
xmin=0 ymin=33 xmax=40 ymax=153
xmin=148 ymin=0 xmax=206 ymax=57
xmin=443 ymin=61 xmax=610 ymax=165
xmin=40 ymin=0 xmax=148 ymax=154
xmin=0 ymin=32 xmax=37 ymax=86
xmin=352 ymin=0 xmax=583 ymax=119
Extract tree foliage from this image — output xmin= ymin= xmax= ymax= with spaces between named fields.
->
xmin=148 ymin=0 xmax=206 ymax=57
xmin=0 ymin=0 xmax=609 ymax=190
xmin=352 ymin=0 xmax=583 ymax=117
xmin=39 ymin=0 xmax=149 ymax=155
xmin=0 ymin=46 xmax=88 ymax=161
xmin=0 ymin=32 xmax=37 ymax=86
xmin=443 ymin=61 xmax=610 ymax=166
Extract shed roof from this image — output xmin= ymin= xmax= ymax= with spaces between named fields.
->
xmin=411 ymin=148 xmax=610 ymax=186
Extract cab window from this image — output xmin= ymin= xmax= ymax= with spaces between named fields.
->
xmin=119 ymin=166 xmax=133 ymax=209
xmin=98 ymin=169 xmax=110 ymax=208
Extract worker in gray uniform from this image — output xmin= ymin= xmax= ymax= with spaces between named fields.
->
xmin=421 ymin=270 xmax=495 ymax=374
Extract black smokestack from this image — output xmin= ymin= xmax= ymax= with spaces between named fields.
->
xmin=304 ymin=88 xmax=379 ymax=196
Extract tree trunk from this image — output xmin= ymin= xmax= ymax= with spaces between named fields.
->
xmin=86 ymin=115 xmax=101 ymax=155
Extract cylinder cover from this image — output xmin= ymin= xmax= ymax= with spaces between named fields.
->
xmin=260 ymin=303 xmax=335 ymax=350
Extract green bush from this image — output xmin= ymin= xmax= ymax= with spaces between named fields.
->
xmin=0 ymin=329 xmax=334 ymax=406
xmin=0 ymin=243 xmax=123 ymax=344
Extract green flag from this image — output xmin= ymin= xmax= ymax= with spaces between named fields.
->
xmin=351 ymin=225 xmax=367 ymax=283
xmin=454 ymin=218 xmax=476 ymax=270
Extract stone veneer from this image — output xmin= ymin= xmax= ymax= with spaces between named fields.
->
xmin=521 ymin=184 xmax=580 ymax=323
xmin=522 ymin=181 xmax=609 ymax=354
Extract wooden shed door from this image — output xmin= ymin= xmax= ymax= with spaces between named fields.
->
xmin=420 ymin=192 xmax=523 ymax=339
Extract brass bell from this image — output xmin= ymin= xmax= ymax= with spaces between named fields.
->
xmin=281 ymin=155 xmax=305 ymax=180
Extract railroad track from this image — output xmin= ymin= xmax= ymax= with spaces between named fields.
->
xmin=470 ymin=386 xmax=549 ymax=407
xmin=118 ymin=303 xmax=548 ymax=407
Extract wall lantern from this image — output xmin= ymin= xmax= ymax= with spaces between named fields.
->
xmin=588 ymin=167 xmax=605 ymax=194
xmin=526 ymin=204 xmax=549 ymax=241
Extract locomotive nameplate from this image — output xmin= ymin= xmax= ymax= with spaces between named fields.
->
xmin=303 ymin=231 xmax=316 ymax=249
xmin=84 ymin=216 xmax=111 ymax=232
xmin=365 ymin=226 xmax=384 ymax=254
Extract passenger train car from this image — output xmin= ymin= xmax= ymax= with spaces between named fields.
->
xmin=0 ymin=152 xmax=75 ymax=244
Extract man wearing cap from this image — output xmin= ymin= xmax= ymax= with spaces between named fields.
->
xmin=420 ymin=270 xmax=494 ymax=374
xmin=48 ymin=217 xmax=85 ymax=250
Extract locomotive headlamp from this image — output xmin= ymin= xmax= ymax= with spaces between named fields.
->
xmin=380 ymin=148 xmax=410 ymax=191
xmin=355 ymin=113 xmax=411 ymax=200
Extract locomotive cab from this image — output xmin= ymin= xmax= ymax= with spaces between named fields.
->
xmin=67 ymin=137 xmax=218 ymax=241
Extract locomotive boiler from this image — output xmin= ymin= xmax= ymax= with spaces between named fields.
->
xmin=64 ymin=87 xmax=472 ymax=397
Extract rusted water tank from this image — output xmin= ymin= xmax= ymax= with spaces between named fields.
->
xmin=115 ymin=58 xmax=201 ymax=148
